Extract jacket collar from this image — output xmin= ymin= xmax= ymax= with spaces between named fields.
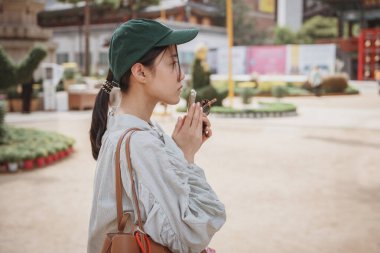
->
xmin=107 ymin=113 xmax=153 ymax=132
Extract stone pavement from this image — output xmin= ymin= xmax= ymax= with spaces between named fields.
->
xmin=1 ymin=81 xmax=379 ymax=253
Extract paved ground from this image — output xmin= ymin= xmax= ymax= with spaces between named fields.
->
xmin=1 ymin=81 xmax=380 ymax=253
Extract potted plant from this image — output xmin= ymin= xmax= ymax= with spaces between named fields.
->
xmin=21 ymin=149 xmax=35 ymax=170
xmin=5 ymin=149 xmax=19 ymax=173
xmin=52 ymin=144 xmax=60 ymax=161
xmin=45 ymin=145 xmax=55 ymax=165
xmin=55 ymin=143 xmax=64 ymax=159
xmin=67 ymin=138 xmax=75 ymax=154
xmin=271 ymin=86 xmax=288 ymax=101
xmin=35 ymin=148 xmax=47 ymax=168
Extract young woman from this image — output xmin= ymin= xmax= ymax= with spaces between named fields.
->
xmin=88 ymin=19 xmax=226 ymax=253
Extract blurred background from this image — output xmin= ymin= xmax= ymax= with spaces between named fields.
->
xmin=0 ymin=1 xmax=379 ymax=253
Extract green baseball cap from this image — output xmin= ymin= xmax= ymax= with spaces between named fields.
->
xmin=109 ymin=19 xmax=199 ymax=83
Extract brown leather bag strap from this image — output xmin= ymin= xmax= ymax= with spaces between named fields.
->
xmin=115 ymin=128 xmax=142 ymax=232
xmin=125 ymin=130 xmax=145 ymax=232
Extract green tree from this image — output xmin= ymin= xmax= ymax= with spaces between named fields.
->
xmin=0 ymin=48 xmax=17 ymax=90
xmin=274 ymin=27 xmax=298 ymax=45
xmin=0 ymin=46 xmax=47 ymax=91
xmin=185 ymin=55 xmax=227 ymax=107
xmin=16 ymin=47 xmax=47 ymax=85
xmin=274 ymin=15 xmax=338 ymax=45
xmin=298 ymin=15 xmax=337 ymax=43
xmin=211 ymin=0 xmax=268 ymax=45
xmin=0 ymin=46 xmax=47 ymax=143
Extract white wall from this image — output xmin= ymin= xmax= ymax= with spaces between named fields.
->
xmin=277 ymin=0 xmax=303 ymax=32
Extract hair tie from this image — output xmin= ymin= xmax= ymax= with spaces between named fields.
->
xmin=111 ymin=80 xmax=120 ymax=88
xmin=101 ymin=80 xmax=113 ymax=94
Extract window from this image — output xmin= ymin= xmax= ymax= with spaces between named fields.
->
xmin=75 ymin=52 xmax=91 ymax=68
xmin=98 ymin=52 xmax=108 ymax=66
xmin=57 ymin=53 xmax=69 ymax=64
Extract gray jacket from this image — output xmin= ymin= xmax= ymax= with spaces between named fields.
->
xmin=87 ymin=114 xmax=226 ymax=253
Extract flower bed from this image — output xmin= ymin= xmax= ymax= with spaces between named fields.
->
xmin=177 ymin=102 xmax=297 ymax=118
xmin=0 ymin=126 xmax=75 ymax=173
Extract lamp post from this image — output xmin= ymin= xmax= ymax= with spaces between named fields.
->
xmin=84 ymin=0 xmax=90 ymax=76
xmin=226 ymin=0 xmax=234 ymax=107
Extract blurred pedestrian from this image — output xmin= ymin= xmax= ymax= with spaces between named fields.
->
xmin=308 ymin=66 xmax=323 ymax=96
xmin=21 ymin=78 xmax=34 ymax=113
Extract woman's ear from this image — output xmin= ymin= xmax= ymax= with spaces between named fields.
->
xmin=131 ymin=63 xmax=147 ymax=83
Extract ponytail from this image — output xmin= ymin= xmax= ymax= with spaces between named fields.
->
xmin=90 ymin=69 xmax=113 ymax=160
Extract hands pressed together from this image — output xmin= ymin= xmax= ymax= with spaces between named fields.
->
xmin=172 ymin=102 xmax=212 ymax=164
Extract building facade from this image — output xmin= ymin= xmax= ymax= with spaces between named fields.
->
xmin=51 ymin=20 xmax=227 ymax=75
xmin=0 ymin=0 xmax=56 ymax=69
xmin=38 ymin=0 xmax=227 ymax=75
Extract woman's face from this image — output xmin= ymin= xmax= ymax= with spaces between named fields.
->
xmin=144 ymin=45 xmax=185 ymax=105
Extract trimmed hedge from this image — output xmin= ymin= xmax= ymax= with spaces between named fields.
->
xmin=177 ymin=102 xmax=297 ymax=117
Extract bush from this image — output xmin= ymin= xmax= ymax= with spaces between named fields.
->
xmin=0 ymin=126 xmax=75 ymax=163
xmin=3 ymin=149 xmax=20 ymax=163
xmin=16 ymin=47 xmax=47 ymax=84
xmin=274 ymin=27 xmax=298 ymax=45
xmin=241 ymin=87 xmax=256 ymax=104
xmin=0 ymin=46 xmax=47 ymax=91
xmin=344 ymin=85 xmax=359 ymax=95
xmin=177 ymin=102 xmax=297 ymax=114
xmin=321 ymin=74 xmax=348 ymax=93
xmin=196 ymin=86 xmax=227 ymax=107
xmin=192 ymin=58 xmax=210 ymax=90
xmin=63 ymin=68 xmax=76 ymax=80
xmin=19 ymin=149 xmax=36 ymax=161
xmin=271 ymin=86 xmax=288 ymax=99
xmin=0 ymin=47 xmax=17 ymax=90
xmin=285 ymin=86 xmax=312 ymax=96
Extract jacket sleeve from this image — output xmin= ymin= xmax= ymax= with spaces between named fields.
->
xmin=120 ymin=131 xmax=226 ymax=253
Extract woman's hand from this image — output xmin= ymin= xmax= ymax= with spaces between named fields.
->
xmin=172 ymin=102 xmax=212 ymax=163
xmin=202 ymin=115 xmax=212 ymax=143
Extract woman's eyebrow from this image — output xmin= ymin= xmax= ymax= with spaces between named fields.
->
xmin=171 ymin=54 xmax=178 ymax=58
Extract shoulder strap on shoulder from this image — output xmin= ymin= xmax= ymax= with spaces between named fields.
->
xmin=115 ymin=128 xmax=142 ymax=232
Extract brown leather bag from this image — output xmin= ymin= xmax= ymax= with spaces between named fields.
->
xmin=100 ymin=128 xmax=172 ymax=253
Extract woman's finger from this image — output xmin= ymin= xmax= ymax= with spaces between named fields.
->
xmin=207 ymin=128 xmax=212 ymax=138
xmin=195 ymin=105 xmax=203 ymax=132
xmin=191 ymin=103 xmax=201 ymax=129
xmin=184 ymin=103 xmax=196 ymax=128
xmin=192 ymin=103 xmax=203 ymax=130
xmin=202 ymin=116 xmax=211 ymax=128
xmin=202 ymin=128 xmax=212 ymax=143
xmin=172 ymin=116 xmax=182 ymax=137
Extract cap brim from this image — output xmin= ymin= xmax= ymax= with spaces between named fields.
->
xmin=155 ymin=29 xmax=198 ymax=47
